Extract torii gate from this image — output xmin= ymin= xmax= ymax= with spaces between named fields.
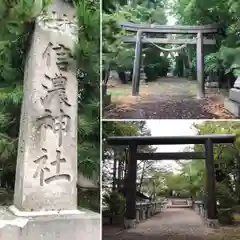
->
xmin=106 ymin=134 xmax=236 ymax=228
xmin=119 ymin=22 xmax=218 ymax=98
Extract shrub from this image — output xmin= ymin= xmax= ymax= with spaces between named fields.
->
xmin=103 ymin=191 xmax=126 ymax=215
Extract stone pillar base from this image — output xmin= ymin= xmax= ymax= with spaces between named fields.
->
xmin=224 ymin=98 xmax=240 ymax=116
xmin=229 ymin=88 xmax=240 ymax=102
xmin=206 ymin=219 xmax=219 ymax=229
xmin=9 ymin=205 xmax=82 ymax=217
xmin=142 ymin=210 xmax=146 ymax=220
xmin=124 ymin=218 xmax=136 ymax=229
xmin=0 ymin=206 xmax=100 ymax=240
xmin=136 ymin=211 xmax=140 ymax=223
xmin=147 ymin=209 xmax=151 ymax=218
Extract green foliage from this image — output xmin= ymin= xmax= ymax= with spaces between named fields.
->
xmin=74 ymin=0 xmax=100 ymax=178
xmin=219 ymin=47 xmax=240 ymax=76
xmin=173 ymin=55 xmax=184 ymax=77
xmin=78 ymin=188 xmax=100 ymax=212
xmin=110 ymin=4 xmax=167 ymax=24
xmin=218 ymin=208 xmax=234 ymax=225
xmin=216 ymin=182 xmax=237 ymax=208
xmin=194 ymin=121 xmax=240 ymax=207
xmin=171 ymin=0 xmax=240 ymax=80
xmin=102 ymin=1 xmax=168 ymax=80
xmin=141 ymin=121 xmax=240 ymax=207
xmin=0 ymin=0 xmax=100 ymax=213
xmin=102 ymin=121 xmax=154 ymax=195
xmin=102 ymin=121 xmax=141 ymax=140
xmin=144 ymin=50 xmax=170 ymax=80
xmin=103 ymin=191 xmax=126 ymax=215
xmin=0 ymin=0 xmax=42 ymax=189
xmin=204 ymin=52 xmax=221 ymax=74
xmin=216 ymin=182 xmax=237 ymax=225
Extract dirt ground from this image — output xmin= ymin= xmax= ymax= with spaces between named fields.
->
xmin=103 ymin=77 xmax=234 ymax=119
xmin=103 ymin=208 xmax=240 ymax=240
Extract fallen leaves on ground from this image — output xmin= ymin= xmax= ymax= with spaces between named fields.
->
xmin=104 ymin=78 xmax=234 ymax=119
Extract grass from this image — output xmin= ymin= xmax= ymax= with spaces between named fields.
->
xmin=234 ymin=213 xmax=240 ymax=221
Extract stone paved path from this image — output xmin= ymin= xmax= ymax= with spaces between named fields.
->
xmin=103 ymin=208 xmax=208 ymax=240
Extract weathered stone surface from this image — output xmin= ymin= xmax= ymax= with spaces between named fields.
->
xmin=4 ymin=1 xmax=100 ymax=239
xmin=224 ymin=98 xmax=240 ymax=117
xmin=229 ymin=88 xmax=240 ymax=103
xmin=142 ymin=209 xmax=146 ymax=220
xmin=147 ymin=208 xmax=151 ymax=218
xmin=0 ymin=224 xmax=21 ymax=240
xmin=136 ymin=210 xmax=140 ymax=223
xmin=14 ymin=0 xmax=78 ymax=212
xmin=124 ymin=219 xmax=136 ymax=229
xmin=233 ymin=76 xmax=240 ymax=89
xmin=21 ymin=210 xmax=100 ymax=240
xmin=0 ymin=207 xmax=28 ymax=240
xmin=0 ymin=210 xmax=100 ymax=240
xmin=206 ymin=219 xmax=219 ymax=229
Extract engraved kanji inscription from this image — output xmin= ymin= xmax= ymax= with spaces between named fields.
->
xmin=53 ymin=44 xmax=72 ymax=71
xmin=37 ymin=109 xmax=70 ymax=147
xmin=41 ymin=73 xmax=71 ymax=111
xmin=37 ymin=73 xmax=71 ymax=145
xmin=42 ymin=42 xmax=72 ymax=71
xmin=33 ymin=149 xmax=71 ymax=186
xmin=42 ymin=42 xmax=53 ymax=66
xmin=33 ymin=148 xmax=50 ymax=186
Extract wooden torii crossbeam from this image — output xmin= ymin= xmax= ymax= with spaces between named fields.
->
xmin=107 ymin=134 xmax=236 ymax=228
xmin=118 ymin=21 xmax=219 ymax=98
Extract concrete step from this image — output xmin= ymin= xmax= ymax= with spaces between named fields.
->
xmin=167 ymin=205 xmax=191 ymax=208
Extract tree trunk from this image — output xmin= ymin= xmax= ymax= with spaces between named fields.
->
xmin=103 ymin=63 xmax=110 ymax=85
xmin=236 ymin=155 xmax=240 ymax=203
xmin=138 ymin=161 xmax=146 ymax=192
xmin=112 ymin=154 xmax=117 ymax=191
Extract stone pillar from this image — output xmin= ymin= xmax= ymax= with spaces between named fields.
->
xmin=13 ymin=0 xmax=77 ymax=213
xmin=6 ymin=1 xmax=100 ymax=239
xmin=151 ymin=204 xmax=154 ymax=215
xmin=205 ymin=139 xmax=218 ymax=228
xmin=200 ymin=205 xmax=203 ymax=216
xmin=132 ymin=31 xmax=142 ymax=96
xmin=136 ymin=209 xmax=140 ymax=223
xmin=139 ymin=205 xmax=142 ymax=220
xmin=124 ymin=143 xmax=137 ymax=228
xmin=142 ymin=207 xmax=146 ymax=220
xmin=224 ymin=76 xmax=240 ymax=116
xmin=152 ymin=203 xmax=155 ymax=214
xmin=146 ymin=206 xmax=150 ymax=218
xmin=196 ymin=31 xmax=205 ymax=99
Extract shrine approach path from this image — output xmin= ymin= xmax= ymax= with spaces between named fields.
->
xmin=103 ymin=208 xmax=209 ymax=240
xmin=104 ymin=77 xmax=233 ymax=119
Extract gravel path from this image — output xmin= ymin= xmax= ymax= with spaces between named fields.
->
xmin=103 ymin=208 xmax=208 ymax=240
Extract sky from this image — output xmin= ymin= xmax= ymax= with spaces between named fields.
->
xmin=166 ymin=11 xmax=176 ymax=25
xmin=165 ymin=0 xmax=177 ymax=25
xmin=146 ymin=120 xmax=204 ymax=171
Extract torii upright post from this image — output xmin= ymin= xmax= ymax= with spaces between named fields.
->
xmin=132 ymin=30 xmax=142 ymax=96
xmin=205 ymin=138 xmax=218 ymax=227
xmin=196 ymin=31 xmax=205 ymax=98
xmin=125 ymin=143 xmax=137 ymax=228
